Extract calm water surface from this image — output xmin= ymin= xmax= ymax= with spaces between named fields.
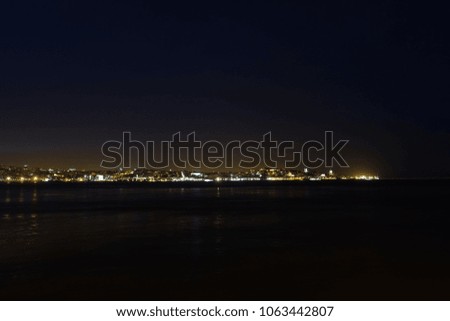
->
xmin=0 ymin=181 xmax=449 ymax=299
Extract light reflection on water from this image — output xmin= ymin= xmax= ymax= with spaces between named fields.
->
xmin=0 ymin=183 xmax=448 ymax=273
xmin=0 ymin=186 xmax=303 ymax=262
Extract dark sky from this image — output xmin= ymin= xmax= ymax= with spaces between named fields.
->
xmin=0 ymin=0 xmax=449 ymax=177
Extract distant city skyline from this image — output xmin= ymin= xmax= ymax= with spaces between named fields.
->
xmin=0 ymin=164 xmax=379 ymax=183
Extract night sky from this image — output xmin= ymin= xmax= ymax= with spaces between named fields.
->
xmin=1 ymin=1 xmax=449 ymax=177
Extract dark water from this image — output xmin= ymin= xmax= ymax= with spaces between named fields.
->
xmin=0 ymin=180 xmax=449 ymax=300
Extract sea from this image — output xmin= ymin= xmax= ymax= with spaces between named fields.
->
xmin=0 ymin=180 xmax=449 ymax=300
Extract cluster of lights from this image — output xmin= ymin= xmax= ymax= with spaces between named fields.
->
xmin=0 ymin=165 xmax=381 ymax=183
xmin=341 ymin=175 xmax=379 ymax=180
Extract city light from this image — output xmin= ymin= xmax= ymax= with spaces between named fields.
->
xmin=0 ymin=165 xmax=380 ymax=183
